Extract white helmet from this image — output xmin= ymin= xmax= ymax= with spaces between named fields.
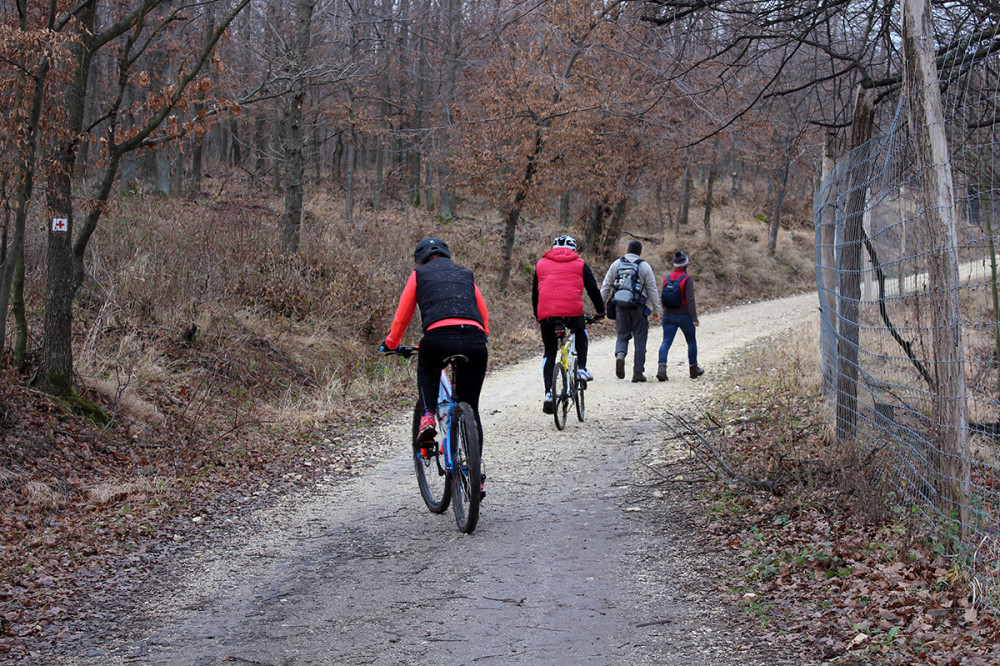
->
xmin=552 ymin=234 xmax=578 ymax=250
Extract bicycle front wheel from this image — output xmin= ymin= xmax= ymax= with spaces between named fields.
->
xmin=572 ymin=356 xmax=585 ymax=422
xmin=450 ymin=402 xmax=481 ymax=534
xmin=552 ymin=358 xmax=569 ymax=430
xmin=412 ymin=402 xmax=450 ymax=513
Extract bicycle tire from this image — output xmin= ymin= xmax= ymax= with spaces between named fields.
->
xmin=411 ymin=401 xmax=451 ymax=513
xmin=450 ymin=402 xmax=481 ymax=533
xmin=572 ymin=355 xmax=585 ymax=422
xmin=552 ymin=355 xmax=569 ymax=430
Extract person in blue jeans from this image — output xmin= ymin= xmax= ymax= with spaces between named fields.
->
xmin=657 ymin=251 xmax=705 ymax=381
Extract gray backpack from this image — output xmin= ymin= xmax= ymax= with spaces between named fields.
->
xmin=612 ymin=257 xmax=646 ymax=308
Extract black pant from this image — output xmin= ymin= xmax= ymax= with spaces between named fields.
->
xmin=417 ymin=325 xmax=488 ymax=446
xmin=539 ymin=316 xmax=588 ymax=393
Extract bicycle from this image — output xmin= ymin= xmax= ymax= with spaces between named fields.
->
xmin=550 ymin=315 xmax=600 ymax=430
xmin=384 ymin=346 xmax=482 ymax=534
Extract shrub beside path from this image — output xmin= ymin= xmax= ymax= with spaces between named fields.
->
xmin=74 ymin=292 xmax=819 ymax=665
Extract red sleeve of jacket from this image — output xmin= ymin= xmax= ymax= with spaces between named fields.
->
xmin=475 ymin=285 xmax=489 ymax=337
xmin=385 ymin=271 xmax=418 ymax=349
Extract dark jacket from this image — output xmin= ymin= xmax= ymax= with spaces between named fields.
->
xmin=415 ymin=256 xmax=484 ymax=329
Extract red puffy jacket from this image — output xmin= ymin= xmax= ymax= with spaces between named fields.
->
xmin=535 ymin=247 xmax=585 ymax=319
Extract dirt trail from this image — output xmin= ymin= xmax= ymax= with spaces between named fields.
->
xmin=76 ymin=292 xmax=819 ymax=666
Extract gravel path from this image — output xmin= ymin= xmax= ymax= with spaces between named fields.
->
xmin=75 ymin=292 xmax=819 ymax=666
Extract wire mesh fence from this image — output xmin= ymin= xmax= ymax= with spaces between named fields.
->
xmin=814 ymin=16 xmax=1000 ymax=607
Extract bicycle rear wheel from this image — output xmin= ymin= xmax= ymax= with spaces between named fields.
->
xmin=450 ymin=402 xmax=481 ymax=533
xmin=411 ymin=402 xmax=450 ymax=513
xmin=572 ymin=356 xmax=585 ymax=421
xmin=552 ymin=358 xmax=570 ymax=430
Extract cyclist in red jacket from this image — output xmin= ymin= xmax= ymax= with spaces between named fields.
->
xmin=382 ymin=238 xmax=489 ymax=448
xmin=532 ymin=235 xmax=605 ymax=414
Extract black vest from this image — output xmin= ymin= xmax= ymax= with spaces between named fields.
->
xmin=414 ymin=257 xmax=483 ymax=330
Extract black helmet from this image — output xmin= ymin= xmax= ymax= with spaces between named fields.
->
xmin=413 ymin=237 xmax=451 ymax=264
xmin=552 ymin=234 xmax=577 ymax=250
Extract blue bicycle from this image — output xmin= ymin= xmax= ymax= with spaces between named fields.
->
xmin=385 ymin=346 xmax=481 ymax=534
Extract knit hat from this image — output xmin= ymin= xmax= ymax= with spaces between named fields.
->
xmin=672 ymin=251 xmax=689 ymax=268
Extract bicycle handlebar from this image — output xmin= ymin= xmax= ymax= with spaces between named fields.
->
xmin=382 ymin=345 xmax=418 ymax=359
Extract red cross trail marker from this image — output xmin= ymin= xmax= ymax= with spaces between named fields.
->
xmin=52 ymin=218 xmax=68 ymax=232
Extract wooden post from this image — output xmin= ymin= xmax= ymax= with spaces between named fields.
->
xmin=817 ymin=133 xmax=839 ymax=398
xmin=902 ymin=0 xmax=970 ymax=527
xmin=835 ymin=86 xmax=875 ymax=449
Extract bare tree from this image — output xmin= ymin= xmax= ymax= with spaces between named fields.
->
xmin=34 ymin=0 xmax=251 ymax=394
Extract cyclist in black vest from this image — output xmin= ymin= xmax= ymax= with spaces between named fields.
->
xmin=382 ymin=238 xmax=490 ymax=451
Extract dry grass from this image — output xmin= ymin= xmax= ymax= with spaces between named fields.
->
xmin=86 ymin=476 xmax=163 ymax=505
xmin=22 ymin=481 xmax=65 ymax=509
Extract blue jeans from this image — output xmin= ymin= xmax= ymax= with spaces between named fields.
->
xmin=658 ymin=314 xmax=698 ymax=365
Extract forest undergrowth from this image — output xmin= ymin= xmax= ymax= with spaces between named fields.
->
xmin=697 ymin=324 xmax=1000 ymax=665
xmin=0 ymin=176 xmax=817 ymax=661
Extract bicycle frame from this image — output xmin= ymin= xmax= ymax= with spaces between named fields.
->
xmin=556 ymin=329 xmax=575 ymax=373
xmin=435 ymin=368 xmax=457 ymax=474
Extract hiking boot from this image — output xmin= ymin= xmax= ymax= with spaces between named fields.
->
xmin=577 ymin=367 xmax=593 ymax=382
xmin=690 ymin=364 xmax=705 ymax=379
xmin=415 ymin=412 xmax=436 ymax=445
xmin=632 ymin=371 xmax=646 ymax=383
xmin=542 ymin=391 xmax=554 ymax=414
xmin=615 ymin=353 xmax=626 ymax=379
xmin=656 ymin=364 xmax=668 ymax=382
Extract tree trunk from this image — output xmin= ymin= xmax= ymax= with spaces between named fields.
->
xmin=39 ymin=4 xmax=97 ymax=394
xmin=599 ymin=196 xmax=628 ymax=258
xmin=42 ymin=153 xmax=78 ymax=394
xmin=730 ymin=159 xmax=742 ymax=200
xmin=676 ymin=163 xmax=692 ymax=232
xmin=281 ymin=89 xmax=306 ymax=253
xmin=255 ymin=115 xmax=268 ymax=175
xmin=345 ymin=100 xmax=357 ymax=229
xmin=437 ymin=0 xmax=461 ymax=221
xmin=154 ymin=147 xmax=171 ymax=196
xmin=0 ymin=43 xmax=49 ymax=360
xmin=12 ymin=251 xmax=26 ymax=371
xmin=655 ymin=181 xmax=665 ymax=232
xmin=424 ymin=159 xmax=434 ymax=211
xmin=559 ymin=192 xmax=570 ymax=229
xmin=373 ymin=13 xmax=391 ymax=211
xmin=768 ymin=160 xmax=790 ymax=256
xmin=272 ymin=118 xmax=284 ymax=194
xmin=903 ymin=0 xmax=970 ymax=522
xmin=835 ymin=86 xmax=875 ymax=449
xmin=230 ymin=118 xmax=241 ymax=167
xmin=169 ymin=144 xmax=183 ymax=196
xmin=584 ymin=200 xmax=605 ymax=253
xmin=498 ymin=130 xmax=542 ymax=292
xmin=703 ymin=163 xmax=716 ymax=239
xmin=279 ymin=0 xmax=315 ymax=253
xmin=818 ymin=133 xmax=839 ymax=398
